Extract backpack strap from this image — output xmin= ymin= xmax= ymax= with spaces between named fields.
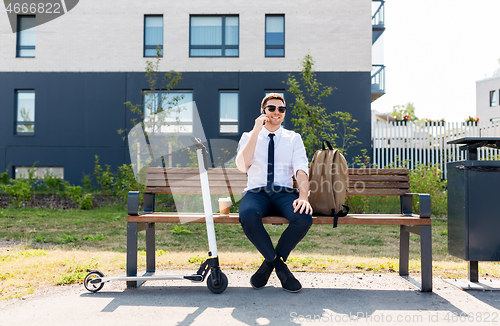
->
xmin=321 ymin=140 xmax=334 ymax=151
xmin=331 ymin=205 xmax=349 ymax=228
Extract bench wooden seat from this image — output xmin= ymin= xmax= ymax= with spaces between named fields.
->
xmin=128 ymin=213 xmax=431 ymax=226
xmin=127 ymin=167 xmax=432 ymax=292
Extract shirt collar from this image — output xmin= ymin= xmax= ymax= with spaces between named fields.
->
xmin=262 ymin=126 xmax=283 ymax=138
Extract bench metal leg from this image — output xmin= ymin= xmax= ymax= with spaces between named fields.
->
xmin=146 ymin=223 xmax=156 ymax=273
xmin=420 ymin=225 xmax=433 ymax=292
xmin=127 ymin=222 xmax=138 ymax=288
xmin=399 ymin=225 xmax=410 ymax=277
xmin=399 ymin=225 xmax=433 ymax=292
xmin=468 ymin=261 xmax=479 ymax=282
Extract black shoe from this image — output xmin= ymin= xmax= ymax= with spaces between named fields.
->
xmin=273 ymin=256 xmax=302 ymax=293
xmin=250 ymin=260 xmax=274 ymax=289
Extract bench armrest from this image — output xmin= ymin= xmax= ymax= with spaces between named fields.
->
xmin=128 ymin=191 xmax=140 ymax=216
xmin=127 ymin=191 xmax=155 ymax=216
xmin=401 ymin=193 xmax=431 ymax=218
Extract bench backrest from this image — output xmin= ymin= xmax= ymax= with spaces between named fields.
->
xmin=144 ymin=167 xmax=410 ymax=196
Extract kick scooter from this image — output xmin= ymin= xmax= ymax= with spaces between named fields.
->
xmin=83 ymin=137 xmax=228 ymax=294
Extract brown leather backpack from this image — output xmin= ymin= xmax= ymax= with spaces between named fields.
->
xmin=308 ymin=140 xmax=349 ymax=227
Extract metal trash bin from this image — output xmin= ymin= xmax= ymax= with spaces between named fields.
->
xmin=447 ymin=137 xmax=500 ymax=283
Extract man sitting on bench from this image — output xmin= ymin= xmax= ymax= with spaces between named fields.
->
xmin=235 ymin=93 xmax=313 ymax=293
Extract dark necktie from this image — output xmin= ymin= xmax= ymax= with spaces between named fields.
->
xmin=266 ymin=133 xmax=275 ymax=194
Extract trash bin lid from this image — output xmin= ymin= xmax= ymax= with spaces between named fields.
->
xmin=447 ymin=137 xmax=500 ymax=150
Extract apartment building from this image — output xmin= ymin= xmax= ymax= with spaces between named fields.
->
xmin=476 ymin=75 xmax=500 ymax=123
xmin=0 ymin=0 xmax=384 ymax=183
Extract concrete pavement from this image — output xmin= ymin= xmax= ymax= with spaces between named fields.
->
xmin=1 ymin=270 xmax=500 ymax=326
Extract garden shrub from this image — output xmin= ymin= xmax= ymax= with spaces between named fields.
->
xmin=94 ymin=155 xmax=114 ymax=197
xmin=0 ymin=169 xmax=8 ymax=186
xmin=114 ymin=164 xmax=141 ymax=200
xmin=79 ymin=193 xmax=94 ymax=210
xmin=409 ymin=163 xmax=447 ymax=216
xmin=1 ymin=178 xmax=32 ymax=208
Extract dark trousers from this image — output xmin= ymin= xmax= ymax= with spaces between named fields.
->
xmin=239 ymin=188 xmax=312 ymax=262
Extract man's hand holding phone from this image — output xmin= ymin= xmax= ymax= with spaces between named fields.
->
xmin=253 ymin=113 xmax=269 ymax=133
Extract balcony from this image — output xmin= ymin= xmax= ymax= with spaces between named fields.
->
xmin=371 ymin=64 xmax=385 ymax=102
xmin=372 ymin=0 xmax=385 ymax=44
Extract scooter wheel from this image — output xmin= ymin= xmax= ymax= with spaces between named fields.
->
xmin=84 ymin=271 xmax=104 ymax=293
xmin=207 ymin=271 xmax=228 ymax=294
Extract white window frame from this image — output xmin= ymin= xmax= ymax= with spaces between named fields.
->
xmin=219 ymin=91 xmax=239 ymax=134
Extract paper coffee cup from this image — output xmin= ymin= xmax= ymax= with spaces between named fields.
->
xmin=218 ymin=197 xmax=231 ymax=216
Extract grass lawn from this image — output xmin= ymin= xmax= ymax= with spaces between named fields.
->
xmin=1 ymin=204 xmax=499 ymax=300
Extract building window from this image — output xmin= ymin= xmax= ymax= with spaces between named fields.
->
xmin=265 ymin=15 xmax=284 ymax=57
xmin=220 ymin=91 xmax=239 ymax=134
xmin=16 ymin=90 xmax=35 ymax=134
xmin=144 ymin=16 xmax=163 ymax=57
xmin=143 ymin=91 xmax=193 ymax=133
xmin=190 ymin=16 xmax=239 ymax=57
xmin=16 ymin=16 xmax=36 ymax=57
xmin=15 ymin=166 xmax=64 ymax=179
xmin=490 ymin=90 xmax=497 ymax=107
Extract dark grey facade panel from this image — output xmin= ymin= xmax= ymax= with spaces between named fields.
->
xmin=0 ymin=147 xmax=6 ymax=174
xmin=1 ymin=72 xmax=127 ymax=148
xmin=6 ymin=146 xmax=125 ymax=185
xmin=0 ymin=71 xmax=370 ymax=185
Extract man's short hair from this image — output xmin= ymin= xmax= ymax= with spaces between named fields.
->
xmin=261 ymin=93 xmax=286 ymax=109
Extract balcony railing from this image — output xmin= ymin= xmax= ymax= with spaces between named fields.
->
xmin=372 ymin=0 xmax=385 ymax=27
xmin=371 ymin=65 xmax=385 ymax=92
xmin=372 ymin=0 xmax=385 ymax=44
xmin=371 ymin=65 xmax=385 ymax=102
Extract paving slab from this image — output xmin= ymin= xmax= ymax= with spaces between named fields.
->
xmin=1 ymin=270 xmax=500 ymax=326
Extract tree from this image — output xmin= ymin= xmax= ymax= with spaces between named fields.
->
xmin=286 ymin=54 xmax=360 ymax=157
xmin=118 ymin=47 xmax=187 ymax=181
xmin=390 ymin=102 xmax=419 ymax=121
xmin=118 ymin=47 xmax=183 ymax=137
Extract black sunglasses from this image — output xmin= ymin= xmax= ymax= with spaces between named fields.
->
xmin=264 ymin=105 xmax=286 ymax=113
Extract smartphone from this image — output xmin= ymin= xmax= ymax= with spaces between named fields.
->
xmin=262 ymin=110 xmax=267 ymax=125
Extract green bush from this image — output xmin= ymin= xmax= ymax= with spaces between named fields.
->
xmin=79 ymin=194 xmax=94 ymax=210
xmin=67 ymin=184 xmax=83 ymax=203
xmin=114 ymin=164 xmax=141 ymax=200
xmin=94 ymin=155 xmax=114 ymax=197
xmin=44 ymin=171 xmax=62 ymax=197
xmin=81 ymin=173 xmax=93 ymax=193
xmin=409 ymin=163 xmax=447 ymax=216
xmin=1 ymin=178 xmax=32 ymax=208
xmin=0 ymin=169 xmax=8 ymax=186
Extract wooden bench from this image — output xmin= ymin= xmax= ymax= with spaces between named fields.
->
xmin=127 ymin=167 xmax=432 ymax=292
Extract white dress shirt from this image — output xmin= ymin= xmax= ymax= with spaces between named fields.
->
xmin=236 ymin=126 xmax=309 ymax=192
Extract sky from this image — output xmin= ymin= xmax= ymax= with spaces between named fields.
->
xmin=370 ymin=0 xmax=500 ymax=122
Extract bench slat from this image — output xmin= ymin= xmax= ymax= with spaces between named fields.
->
xmin=147 ymin=167 xmax=410 ymax=176
xmin=147 ymin=167 xmax=244 ymax=175
xmin=348 ymin=168 xmax=409 ymax=175
xmin=141 ymin=168 xmax=412 ymax=196
xmin=144 ymin=187 xmax=410 ymax=196
xmin=127 ymin=213 xmax=430 ymax=226
xmin=146 ymin=180 xmax=410 ymax=189
xmin=144 ymin=187 xmax=245 ymax=194
xmin=146 ymin=180 xmax=248 ymax=187
xmin=347 ymin=189 xmax=410 ymax=195
xmin=348 ymin=182 xmax=410 ymax=189
xmin=349 ymin=175 xmax=409 ymax=182
xmin=147 ymin=172 xmax=246 ymax=179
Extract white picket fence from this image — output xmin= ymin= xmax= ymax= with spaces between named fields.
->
xmin=372 ymin=121 xmax=500 ymax=178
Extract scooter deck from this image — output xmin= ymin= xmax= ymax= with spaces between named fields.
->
xmin=92 ymin=274 xmax=204 ymax=284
